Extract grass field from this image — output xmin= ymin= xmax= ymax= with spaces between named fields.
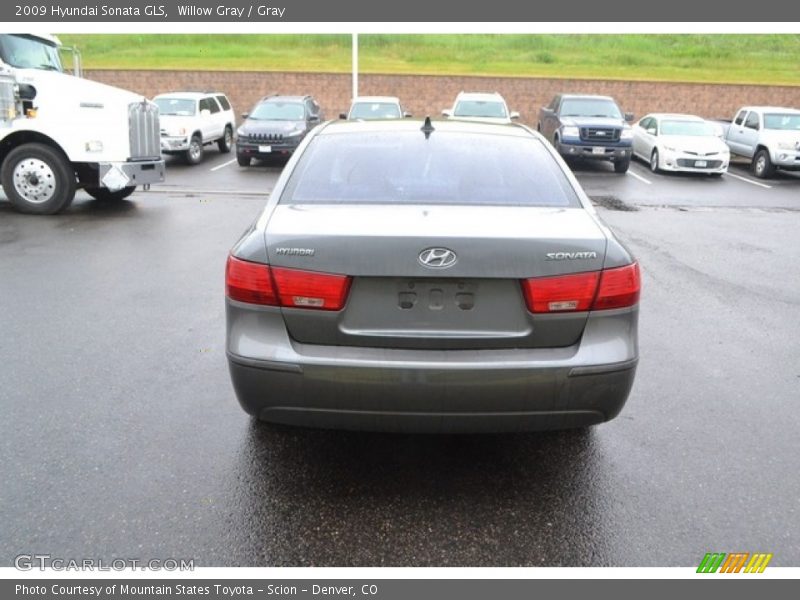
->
xmin=56 ymin=34 xmax=800 ymax=85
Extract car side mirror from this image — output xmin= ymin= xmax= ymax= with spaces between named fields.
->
xmin=241 ymin=112 xmax=249 ymax=119
xmin=200 ymin=109 xmax=211 ymax=117
xmin=403 ymin=112 xmax=412 ymax=118
xmin=646 ymin=127 xmax=657 ymax=136
xmin=510 ymin=111 xmax=520 ymax=120
xmin=309 ymin=114 xmax=320 ymax=122
xmin=339 ymin=113 xmax=348 ymax=120
xmin=624 ymin=112 xmax=635 ymax=122
xmin=442 ymin=109 xmax=452 ymax=118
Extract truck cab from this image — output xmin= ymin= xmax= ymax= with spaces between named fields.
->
xmin=0 ymin=33 xmax=165 ymax=214
xmin=722 ymin=106 xmax=800 ymax=178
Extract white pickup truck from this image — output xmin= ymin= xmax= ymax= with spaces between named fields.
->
xmin=719 ymin=106 xmax=800 ymax=178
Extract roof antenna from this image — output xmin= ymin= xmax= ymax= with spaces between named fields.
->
xmin=421 ymin=115 xmax=434 ymax=139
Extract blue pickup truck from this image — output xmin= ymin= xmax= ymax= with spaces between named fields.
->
xmin=537 ymin=94 xmax=635 ymax=173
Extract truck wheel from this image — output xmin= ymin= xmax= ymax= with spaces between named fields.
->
xmin=237 ymin=154 xmax=251 ymax=167
xmin=649 ymin=149 xmax=660 ymax=173
xmin=752 ymin=149 xmax=775 ymax=179
xmin=614 ymin=156 xmax=631 ymax=174
xmin=185 ymin=135 xmax=204 ymax=165
xmin=85 ymin=186 xmax=136 ymax=202
xmin=218 ymin=126 xmax=233 ymax=153
xmin=0 ymin=143 xmax=76 ymax=215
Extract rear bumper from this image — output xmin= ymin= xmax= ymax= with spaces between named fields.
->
xmin=226 ymin=303 xmax=639 ymax=433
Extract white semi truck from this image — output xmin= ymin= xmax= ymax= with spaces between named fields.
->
xmin=0 ymin=33 xmax=165 ymax=214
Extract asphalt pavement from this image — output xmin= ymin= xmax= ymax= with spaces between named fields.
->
xmin=1 ymin=150 xmax=799 ymax=567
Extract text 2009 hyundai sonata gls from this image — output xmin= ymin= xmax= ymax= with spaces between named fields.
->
xmin=225 ymin=118 xmax=640 ymax=433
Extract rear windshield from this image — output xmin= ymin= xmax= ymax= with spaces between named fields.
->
xmin=280 ymin=131 xmax=580 ymax=207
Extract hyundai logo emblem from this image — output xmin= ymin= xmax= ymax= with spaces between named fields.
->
xmin=418 ymin=247 xmax=457 ymax=269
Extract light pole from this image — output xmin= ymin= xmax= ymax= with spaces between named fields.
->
xmin=352 ymin=33 xmax=359 ymax=100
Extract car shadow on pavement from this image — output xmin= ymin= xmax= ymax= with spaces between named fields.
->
xmin=220 ymin=419 xmax=620 ymax=566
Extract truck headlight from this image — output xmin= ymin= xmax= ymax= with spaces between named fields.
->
xmin=561 ymin=126 xmax=580 ymax=138
xmin=85 ymin=140 xmax=104 ymax=153
xmin=620 ymin=129 xmax=634 ymax=140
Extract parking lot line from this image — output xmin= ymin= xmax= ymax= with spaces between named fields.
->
xmin=627 ymin=169 xmax=652 ymax=185
xmin=210 ymin=158 xmax=238 ymax=172
xmin=724 ymin=171 xmax=772 ymax=190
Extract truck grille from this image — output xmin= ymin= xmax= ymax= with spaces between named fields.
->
xmin=128 ymin=101 xmax=160 ymax=161
xmin=580 ymin=127 xmax=620 ymax=142
xmin=246 ymin=132 xmax=285 ymax=143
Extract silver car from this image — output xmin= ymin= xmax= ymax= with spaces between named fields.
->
xmin=226 ymin=118 xmax=640 ymax=433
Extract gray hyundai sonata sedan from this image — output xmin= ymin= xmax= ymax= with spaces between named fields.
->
xmin=226 ymin=118 xmax=640 ymax=433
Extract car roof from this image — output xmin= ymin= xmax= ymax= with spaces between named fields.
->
xmin=261 ymin=95 xmax=309 ymax=103
xmin=154 ymin=92 xmax=226 ymax=100
xmin=455 ymin=92 xmax=506 ymax=102
xmin=319 ymin=118 xmax=532 ymax=138
xmin=560 ymin=94 xmax=615 ymax=102
xmin=648 ymin=113 xmax=705 ymax=121
xmin=351 ymin=96 xmax=401 ymax=104
xmin=742 ymin=106 xmax=800 ymax=114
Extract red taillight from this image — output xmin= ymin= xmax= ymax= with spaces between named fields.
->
xmin=226 ymin=255 xmax=278 ymax=306
xmin=521 ymin=262 xmax=640 ymax=313
xmin=594 ymin=262 xmax=641 ymax=310
xmin=226 ymin=256 xmax=351 ymax=311
xmin=271 ymin=266 xmax=352 ymax=311
xmin=522 ymin=271 xmax=600 ymax=313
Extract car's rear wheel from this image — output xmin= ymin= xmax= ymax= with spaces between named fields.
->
xmin=649 ymin=149 xmax=660 ymax=173
xmin=85 ymin=186 xmax=136 ymax=202
xmin=237 ymin=154 xmax=251 ymax=167
xmin=218 ymin=126 xmax=233 ymax=153
xmin=185 ymin=135 xmax=204 ymax=165
xmin=752 ymin=149 xmax=775 ymax=179
xmin=614 ymin=156 xmax=631 ymax=174
xmin=1 ymin=143 xmax=76 ymax=214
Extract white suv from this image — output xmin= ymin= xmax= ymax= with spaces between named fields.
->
xmin=154 ymin=92 xmax=236 ymax=164
xmin=442 ymin=91 xmax=519 ymax=125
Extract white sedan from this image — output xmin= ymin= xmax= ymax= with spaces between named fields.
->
xmin=632 ymin=113 xmax=730 ymax=176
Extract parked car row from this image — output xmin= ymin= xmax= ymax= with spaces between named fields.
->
xmin=152 ymin=89 xmax=800 ymax=180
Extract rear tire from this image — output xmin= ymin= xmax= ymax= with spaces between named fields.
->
xmin=649 ymin=149 xmax=660 ymax=173
xmin=85 ymin=186 xmax=136 ymax=202
xmin=752 ymin=149 xmax=775 ymax=179
xmin=708 ymin=172 xmax=723 ymax=178
xmin=185 ymin=135 xmax=204 ymax=165
xmin=1 ymin=143 xmax=76 ymax=215
xmin=218 ymin=126 xmax=233 ymax=153
xmin=236 ymin=154 xmax=251 ymax=167
xmin=614 ymin=156 xmax=631 ymax=174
